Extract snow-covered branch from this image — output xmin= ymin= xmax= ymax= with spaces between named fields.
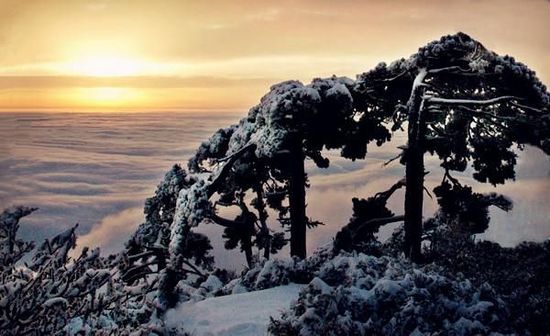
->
xmin=425 ymin=95 xmax=521 ymax=106
xmin=428 ymin=65 xmax=471 ymax=74
xmin=208 ymin=143 xmax=256 ymax=195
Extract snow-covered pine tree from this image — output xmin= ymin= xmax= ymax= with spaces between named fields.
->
xmin=353 ymin=32 xmax=550 ymax=261
xmin=189 ymin=126 xmax=285 ymax=268
xmin=156 ymin=76 xmax=395 ymax=311
xmin=187 ymin=76 xmax=393 ymax=262
xmin=153 ymin=32 xmax=549 ymax=313
xmin=121 ymin=164 xmax=214 ymax=285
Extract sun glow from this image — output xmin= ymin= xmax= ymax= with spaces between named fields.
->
xmin=66 ymin=55 xmax=148 ymax=77
xmin=76 ymin=87 xmax=145 ymax=108
xmin=58 ymin=53 xmax=157 ymax=107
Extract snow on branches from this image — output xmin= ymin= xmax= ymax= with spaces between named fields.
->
xmin=157 ymin=75 xmax=362 ymax=309
xmin=154 ymin=32 xmax=550 ymax=306
xmin=353 ymin=32 xmax=550 ymax=261
xmin=269 ymin=252 xmax=510 ymax=336
xmin=0 ymin=207 xmax=157 ymax=335
xmin=0 ymin=206 xmax=37 ymax=271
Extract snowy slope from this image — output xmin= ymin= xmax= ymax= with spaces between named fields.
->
xmin=165 ymin=284 xmax=304 ymax=336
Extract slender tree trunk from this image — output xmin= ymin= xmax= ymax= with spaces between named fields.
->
xmin=209 ymin=211 xmax=255 ymax=267
xmin=288 ymin=132 xmax=307 ymax=259
xmin=155 ymin=249 xmax=166 ymax=271
xmin=404 ymin=69 xmax=428 ymax=263
xmin=255 ymin=189 xmax=271 ymax=260
xmin=242 ymin=210 xmax=256 ymax=267
xmin=242 ymin=229 xmax=254 ymax=267
xmin=404 ymin=141 xmax=424 ymax=262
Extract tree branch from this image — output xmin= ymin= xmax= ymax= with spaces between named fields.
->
xmin=510 ymin=101 xmax=545 ymax=114
xmin=208 ymin=213 xmax=243 ymax=229
xmin=352 ymin=215 xmax=405 ymax=240
xmin=454 ymin=106 xmax=518 ymax=121
xmin=425 ymin=95 xmax=522 ymax=106
xmin=215 ymin=144 xmax=254 ymax=163
xmin=383 ymin=152 xmax=403 ymax=166
xmin=428 ymin=66 xmax=471 ymax=74
xmin=208 ymin=144 xmax=256 ymax=195
xmin=374 ymin=178 xmax=406 ymax=202
xmin=379 ymin=69 xmax=409 ymax=82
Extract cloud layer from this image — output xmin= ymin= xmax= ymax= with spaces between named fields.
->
xmin=0 ymin=112 xmax=548 ymax=268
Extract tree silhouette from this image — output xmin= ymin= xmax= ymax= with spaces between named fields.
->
xmin=155 ymin=77 xmax=386 ymax=310
xmin=189 ymin=127 xmax=285 ymax=268
xmin=334 ymin=179 xmax=405 ymax=254
xmin=153 ymin=33 xmax=549 ymax=311
xmin=354 ymin=32 xmax=550 ymax=261
xmin=187 ymin=78 xmax=374 ymax=260
xmin=427 ymin=181 xmax=513 ymax=235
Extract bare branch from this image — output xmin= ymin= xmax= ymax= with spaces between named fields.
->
xmin=423 ymin=186 xmax=433 ymax=200
xmin=208 ymin=213 xmax=243 ymax=229
xmin=456 ymin=106 xmax=540 ymax=126
xmin=181 ymin=259 xmax=206 ymax=277
xmin=374 ymin=178 xmax=406 ymax=202
xmin=383 ymin=152 xmax=403 ymax=166
xmin=352 ymin=215 xmax=405 ymax=240
xmin=215 ymin=144 xmax=255 ymax=163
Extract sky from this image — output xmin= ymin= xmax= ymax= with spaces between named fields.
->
xmin=0 ymin=0 xmax=548 ymax=112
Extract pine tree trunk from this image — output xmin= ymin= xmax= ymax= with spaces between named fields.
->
xmin=404 ymin=141 xmax=424 ymax=262
xmin=242 ymin=233 xmax=253 ymax=268
xmin=403 ymin=69 xmax=428 ymax=263
xmin=288 ymin=133 xmax=307 ymax=259
xmin=255 ymin=189 xmax=271 ymax=260
xmin=242 ymin=212 xmax=255 ymax=267
xmin=155 ymin=250 xmax=166 ymax=271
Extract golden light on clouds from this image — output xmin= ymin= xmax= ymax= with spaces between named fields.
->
xmin=74 ymin=87 xmax=144 ymax=107
xmin=66 ymin=56 xmax=146 ymax=77
xmin=0 ymin=0 xmax=548 ymax=112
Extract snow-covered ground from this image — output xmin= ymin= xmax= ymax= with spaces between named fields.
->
xmin=165 ymin=284 xmax=304 ymax=335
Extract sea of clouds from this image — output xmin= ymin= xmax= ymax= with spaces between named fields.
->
xmin=0 ymin=112 xmax=548 ymax=270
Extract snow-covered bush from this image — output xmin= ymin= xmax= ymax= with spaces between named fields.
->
xmin=427 ymin=226 xmax=550 ymax=334
xmin=212 ymin=245 xmax=334 ymax=296
xmin=0 ymin=206 xmax=37 ymax=271
xmin=269 ymin=252 xmax=511 ymax=335
xmin=0 ymin=207 xmax=156 ymax=335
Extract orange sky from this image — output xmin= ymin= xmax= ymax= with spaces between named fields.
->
xmin=0 ymin=0 xmax=548 ymax=112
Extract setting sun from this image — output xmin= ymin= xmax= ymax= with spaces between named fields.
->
xmin=0 ymin=0 xmax=547 ymax=113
